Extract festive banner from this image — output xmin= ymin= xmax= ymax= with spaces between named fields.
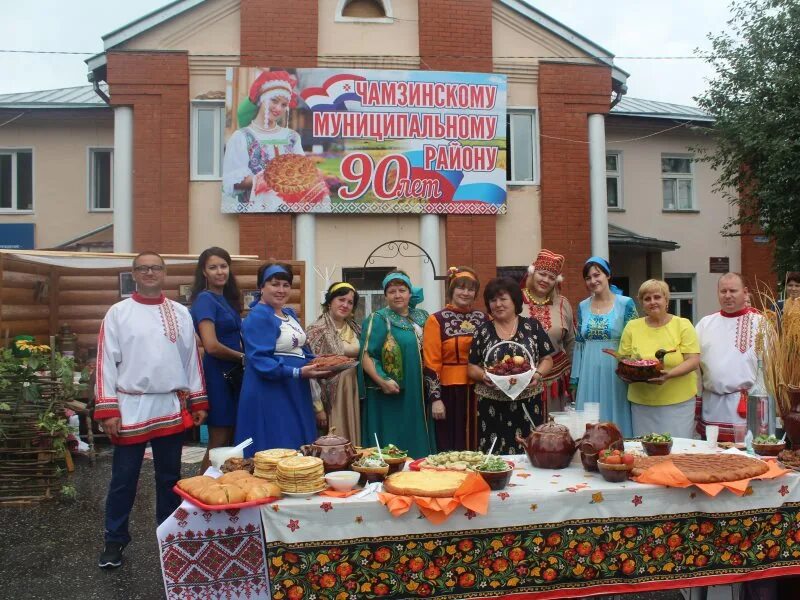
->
xmin=221 ymin=68 xmax=507 ymax=214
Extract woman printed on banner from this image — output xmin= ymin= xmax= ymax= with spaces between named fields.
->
xmin=189 ymin=247 xmax=244 ymax=472
xmin=306 ymin=282 xmax=362 ymax=444
xmin=423 ymin=266 xmax=487 ymax=451
xmin=522 ymin=249 xmax=576 ymax=414
xmin=468 ymin=277 xmax=554 ymax=454
xmin=359 ymin=271 xmax=435 ymax=458
xmin=571 ymin=257 xmax=638 ymax=438
xmin=235 ymin=262 xmax=332 ymax=456
xmin=222 ymin=70 xmax=329 ymax=212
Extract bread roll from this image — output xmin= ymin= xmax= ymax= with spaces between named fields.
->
xmin=245 ymin=482 xmax=282 ymax=501
xmin=217 ymin=470 xmax=251 ymax=484
xmin=177 ymin=475 xmax=217 ymax=496
xmin=195 ymin=483 xmax=229 ymax=505
xmin=220 ymin=483 xmax=247 ymax=504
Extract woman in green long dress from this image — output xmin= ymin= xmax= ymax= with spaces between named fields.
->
xmin=359 ymin=271 xmax=436 ymax=458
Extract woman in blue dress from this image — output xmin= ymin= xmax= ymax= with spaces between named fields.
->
xmin=235 ymin=262 xmax=332 ymax=456
xmin=190 ymin=247 xmax=244 ymax=471
xmin=571 ymin=257 xmax=638 ymax=438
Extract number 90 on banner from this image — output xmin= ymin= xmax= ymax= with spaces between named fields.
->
xmin=338 ymin=152 xmax=441 ymax=201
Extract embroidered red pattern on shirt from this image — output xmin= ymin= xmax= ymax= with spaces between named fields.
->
xmin=735 ymin=312 xmax=755 ymax=354
xmin=159 ymin=301 xmax=179 ymax=343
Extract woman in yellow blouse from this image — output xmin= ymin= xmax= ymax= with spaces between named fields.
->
xmin=423 ymin=267 xmax=487 ymax=450
xmin=618 ymin=279 xmax=700 ymax=438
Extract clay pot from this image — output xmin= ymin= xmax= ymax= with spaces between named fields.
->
xmin=516 ymin=417 xmax=576 ymax=470
xmin=579 ymin=422 xmax=624 ymax=472
xmin=300 ymin=433 xmax=358 ymax=472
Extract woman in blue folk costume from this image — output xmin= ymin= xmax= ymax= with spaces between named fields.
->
xmin=235 ymin=262 xmax=332 ymax=456
xmin=359 ymin=271 xmax=436 ymax=458
xmin=571 ymin=257 xmax=638 ymax=438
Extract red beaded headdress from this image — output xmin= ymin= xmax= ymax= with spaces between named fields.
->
xmin=528 ymin=249 xmax=565 ymax=281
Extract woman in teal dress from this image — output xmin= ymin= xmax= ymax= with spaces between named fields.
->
xmin=359 ymin=271 xmax=435 ymax=458
xmin=571 ymin=257 xmax=638 ymax=438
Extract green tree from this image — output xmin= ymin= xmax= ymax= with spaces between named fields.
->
xmin=694 ymin=0 xmax=800 ymax=277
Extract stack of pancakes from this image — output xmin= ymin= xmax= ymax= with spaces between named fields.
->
xmin=276 ymin=455 xmax=326 ymax=493
xmin=253 ymin=449 xmax=297 ymax=481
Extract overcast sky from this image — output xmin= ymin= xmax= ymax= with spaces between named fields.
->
xmin=0 ymin=0 xmax=733 ymax=106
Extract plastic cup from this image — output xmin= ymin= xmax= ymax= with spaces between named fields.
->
xmin=705 ymin=425 xmax=719 ymax=447
xmin=733 ymin=423 xmax=747 ymax=445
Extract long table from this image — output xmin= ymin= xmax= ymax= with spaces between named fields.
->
xmin=260 ymin=440 xmax=800 ymax=599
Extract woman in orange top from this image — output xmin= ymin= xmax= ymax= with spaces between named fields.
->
xmin=423 ymin=267 xmax=487 ymax=450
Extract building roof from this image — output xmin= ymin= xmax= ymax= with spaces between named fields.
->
xmin=609 ymin=223 xmax=679 ymax=252
xmin=0 ymin=85 xmax=108 ymax=109
xmin=86 ymin=0 xmax=628 ymax=86
xmin=610 ymin=96 xmax=713 ymax=123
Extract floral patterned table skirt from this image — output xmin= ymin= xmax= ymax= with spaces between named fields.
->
xmin=260 ymin=440 xmax=800 ymax=599
xmin=264 ymin=503 xmax=800 ymax=599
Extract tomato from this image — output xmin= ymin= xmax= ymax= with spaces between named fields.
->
xmin=622 ymin=454 xmax=634 ymax=466
xmin=603 ymin=455 xmax=622 ymax=465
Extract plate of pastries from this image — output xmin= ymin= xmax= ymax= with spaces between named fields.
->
xmin=175 ymin=470 xmax=281 ymax=510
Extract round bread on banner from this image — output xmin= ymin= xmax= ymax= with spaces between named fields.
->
xmin=383 ymin=470 xmax=469 ymax=498
xmin=632 ymin=453 xmax=769 ymax=483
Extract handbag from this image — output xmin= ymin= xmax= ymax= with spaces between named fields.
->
xmin=380 ymin=315 xmax=404 ymax=385
xmin=223 ymin=361 xmax=244 ymax=395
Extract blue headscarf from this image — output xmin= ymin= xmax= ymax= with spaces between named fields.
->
xmin=584 ymin=256 xmax=623 ymax=295
xmin=382 ymin=272 xmax=425 ymax=310
xmin=249 ymin=265 xmax=292 ymax=308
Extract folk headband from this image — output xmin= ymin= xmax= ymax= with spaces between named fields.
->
xmin=329 ymin=282 xmax=356 ymax=295
xmin=447 ymin=266 xmax=477 ymax=287
xmin=258 ymin=265 xmax=291 ymax=288
xmin=382 ymin=272 xmax=425 ymax=310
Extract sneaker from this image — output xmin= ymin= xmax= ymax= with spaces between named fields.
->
xmin=98 ymin=542 xmax=124 ymax=569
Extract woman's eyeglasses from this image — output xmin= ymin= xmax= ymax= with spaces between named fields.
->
xmin=133 ymin=265 xmax=165 ymax=274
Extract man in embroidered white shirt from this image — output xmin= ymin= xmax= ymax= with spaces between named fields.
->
xmin=96 ymin=251 xmax=208 ymax=569
xmin=695 ymin=272 xmax=762 ymax=442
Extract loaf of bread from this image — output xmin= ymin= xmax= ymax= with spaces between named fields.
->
xmin=177 ymin=473 xmax=280 ymax=505
xmin=217 ymin=470 xmax=252 ymax=484
xmin=176 ymin=476 xmax=217 ymax=496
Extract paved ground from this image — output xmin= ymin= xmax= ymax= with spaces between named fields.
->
xmin=0 ymin=446 xmax=688 ymax=600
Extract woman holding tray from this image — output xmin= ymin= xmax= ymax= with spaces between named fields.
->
xmin=235 ymin=262 xmax=332 ymax=455
xmin=468 ymin=277 xmax=554 ymax=454
xmin=306 ymin=282 xmax=362 ymax=444
xmin=619 ymin=279 xmax=700 ymax=438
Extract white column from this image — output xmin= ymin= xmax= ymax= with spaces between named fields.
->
xmin=295 ymin=214 xmax=316 ymax=326
xmin=113 ymin=106 xmax=134 ymax=253
xmin=588 ymin=113 xmax=609 ymax=259
xmin=419 ymin=214 xmax=442 ymax=311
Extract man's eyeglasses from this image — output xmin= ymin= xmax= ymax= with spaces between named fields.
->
xmin=133 ymin=265 xmax=165 ymax=274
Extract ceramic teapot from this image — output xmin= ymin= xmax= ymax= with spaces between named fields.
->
xmin=300 ymin=432 xmax=358 ymax=472
xmin=516 ymin=417 xmax=576 ymax=469
xmin=578 ymin=421 xmax=624 ymax=471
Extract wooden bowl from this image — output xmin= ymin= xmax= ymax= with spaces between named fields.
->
xmin=475 ymin=467 xmax=513 ymax=490
xmin=752 ymin=441 xmax=786 ymax=456
xmin=642 ymin=440 xmax=673 ymax=456
xmin=351 ymin=462 xmax=389 ymax=485
xmin=597 ymin=461 xmax=632 ymax=483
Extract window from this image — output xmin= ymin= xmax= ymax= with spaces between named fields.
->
xmin=606 ymin=152 xmax=622 ymax=209
xmin=342 ymin=266 xmax=395 ymax=323
xmin=336 ymin=0 xmax=393 ymax=23
xmin=666 ymin=274 xmax=696 ymax=323
xmin=662 ymin=155 xmax=694 ymax=211
xmin=506 ymin=109 xmax=539 ymax=184
xmin=0 ymin=149 xmax=33 ymax=212
xmin=191 ymin=102 xmax=224 ymax=180
xmin=496 ymin=266 xmax=528 ymax=285
xmin=89 ymin=149 xmax=113 ymax=211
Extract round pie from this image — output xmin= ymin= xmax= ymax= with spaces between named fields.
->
xmin=264 ymin=154 xmax=326 ymax=203
xmin=632 ymin=453 xmax=769 ymax=483
xmin=383 ymin=470 xmax=468 ymax=497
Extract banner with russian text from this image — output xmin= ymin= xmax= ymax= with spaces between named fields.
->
xmin=221 ymin=67 xmax=507 ymax=214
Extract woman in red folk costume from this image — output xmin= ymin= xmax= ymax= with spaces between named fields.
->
xmin=222 ymin=70 xmax=328 ymax=211
xmin=522 ymin=250 xmax=576 ymax=413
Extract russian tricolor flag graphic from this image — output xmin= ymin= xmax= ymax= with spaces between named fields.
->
xmin=300 ymin=74 xmax=366 ymax=111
